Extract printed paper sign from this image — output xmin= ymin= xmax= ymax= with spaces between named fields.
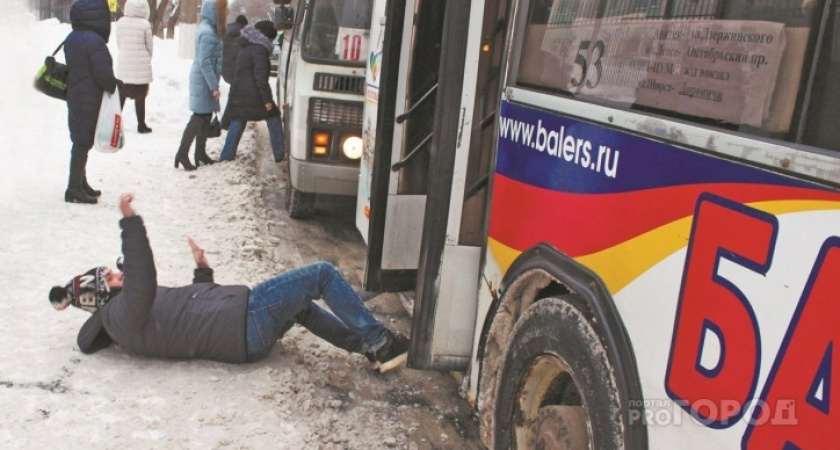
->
xmin=520 ymin=20 xmax=787 ymax=127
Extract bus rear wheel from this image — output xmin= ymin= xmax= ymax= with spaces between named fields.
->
xmin=494 ymin=296 xmax=624 ymax=449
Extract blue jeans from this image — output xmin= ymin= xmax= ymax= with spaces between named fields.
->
xmin=219 ymin=115 xmax=285 ymax=162
xmin=245 ymin=262 xmax=388 ymax=362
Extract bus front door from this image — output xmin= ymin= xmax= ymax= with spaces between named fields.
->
xmin=359 ymin=0 xmax=508 ymax=371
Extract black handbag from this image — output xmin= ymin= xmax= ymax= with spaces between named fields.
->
xmin=208 ymin=113 xmax=222 ymax=138
xmin=34 ymin=41 xmax=68 ymax=101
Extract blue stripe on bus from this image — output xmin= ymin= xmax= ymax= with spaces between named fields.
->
xmin=496 ymin=101 xmax=820 ymax=194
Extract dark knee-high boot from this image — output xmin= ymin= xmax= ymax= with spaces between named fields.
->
xmin=137 ymin=97 xmax=152 ymax=133
xmin=175 ymin=116 xmax=199 ymax=171
xmin=65 ymin=153 xmax=97 ymax=204
xmin=194 ymin=115 xmax=215 ymax=166
xmin=78 ymin=152 xmax=101 ymax=198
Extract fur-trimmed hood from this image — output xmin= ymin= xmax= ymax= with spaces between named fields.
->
xmin=240 ymin=25 xmax=274 ymax=53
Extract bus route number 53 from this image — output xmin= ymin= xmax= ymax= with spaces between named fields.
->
xmin=571 ymin=39 xmax=605 ymax=89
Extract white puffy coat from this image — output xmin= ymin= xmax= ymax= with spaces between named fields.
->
xmin=116 ymin=0 xmax=153 ymax=85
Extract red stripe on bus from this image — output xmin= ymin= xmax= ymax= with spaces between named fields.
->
xmin=488 ymin=174 xmax=840 ymax=256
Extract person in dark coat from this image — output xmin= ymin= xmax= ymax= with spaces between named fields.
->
xmin=174 ymin=0 xmax=227 ymax=171
xmin=222 ymin=14 xmax=248 ymax=85
xmin=64 ymin=0 xmax=123 ymax=204
xmin=218 ymin=21 xmax=284 ymax=162
xmin=49 ymin=193 xmax=410 ymax=373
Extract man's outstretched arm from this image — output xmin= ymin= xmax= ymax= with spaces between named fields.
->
xmin=188 ymin=237 xmax=215 ymax=284
xmin=109 ymin=193 xmax=158 ymax=328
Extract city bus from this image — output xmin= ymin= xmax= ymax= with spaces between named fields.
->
xmin=274 ymin=0 xmax=372 ymax=218
xmin=357 ymin=0 xmax=840 ymax=448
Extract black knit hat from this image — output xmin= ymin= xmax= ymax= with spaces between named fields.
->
xmin=49 ymin=266 xmax=112 ymax=313
xmin=255 ymin=20 xmax=277 ymax=40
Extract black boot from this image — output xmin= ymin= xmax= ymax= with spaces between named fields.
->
xmin=195 ymin=148 xmax=216 ymax=166
xmin=79 ymin=152 xmax=101 ymax=197
xmin=175 ymin=116 xmax=199 ymax=171
xmin=194 ymin=117 xmax=215 ymax=166
xmin=137 ymin=97 xmax=152 ymax=133
xmin=373 ymin=331 xmax=409 ymax=373
xmin=65 ymin=153 xmax=97 ymax=204
xmin=174 ymin=151 xmax=196 ymax=171
xmin=82 ymin=177 xmax=102 ymax=197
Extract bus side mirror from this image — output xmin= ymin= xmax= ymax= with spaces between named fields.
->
xmin=274 ymin=6 xmax=295 ymax=30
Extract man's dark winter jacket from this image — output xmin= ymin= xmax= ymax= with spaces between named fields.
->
xmin=222 ymin=20 xmax=245 ymax=84
xmin=65 ymin=0 xmax=120 ymax=149
xmin=223 ymin=26 xmax=278 ymax=124
xmin=77 ymin=216 xmax=251 ymax=363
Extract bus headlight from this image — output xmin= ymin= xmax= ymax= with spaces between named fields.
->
xmin=341 ymin=136 xmax=363 ymax=160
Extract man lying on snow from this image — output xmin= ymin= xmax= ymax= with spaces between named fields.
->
xmin=49 ymin=193 xmax=409 ymax=373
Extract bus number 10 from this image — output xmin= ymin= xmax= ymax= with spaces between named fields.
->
xmin=342 ymin=34 xmax=362 ymax=61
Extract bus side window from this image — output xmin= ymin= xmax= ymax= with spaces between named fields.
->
xmin=802 ymin=2 xmax=840 ymax=151
xmin=512 ymin=0 xmax=825 ymax=147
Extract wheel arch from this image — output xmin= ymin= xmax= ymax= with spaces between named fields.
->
xmin=475 ymin=243 xmax=648 ymax=449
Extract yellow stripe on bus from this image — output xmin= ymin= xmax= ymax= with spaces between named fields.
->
xmin=486 ymin=237 xmax=521 ymax=276
xmin=581 ymin=200 xmax=840 ymax=295
xmin=578 ymin=217 xmax=694 ymax=295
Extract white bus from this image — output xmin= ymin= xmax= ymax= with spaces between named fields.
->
xmin=274 ymin=0 xmax=373 ymax=218
xmin=359 ymin=0 xmax=840 ymax=448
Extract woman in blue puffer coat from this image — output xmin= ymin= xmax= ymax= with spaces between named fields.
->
xmin=174 ymin=0 xmax=227 ymax=171
xmin=64 ymin=0 xmax=122 ymax=204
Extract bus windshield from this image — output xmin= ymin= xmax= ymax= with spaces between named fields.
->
xmin=303 ymin=0 xmax=372 ymax=65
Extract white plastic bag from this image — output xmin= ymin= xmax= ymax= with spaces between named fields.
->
xmin=94 ymin=87 xmax=124 ymax=153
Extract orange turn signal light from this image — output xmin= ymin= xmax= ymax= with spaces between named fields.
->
xmin=313 ymin=132 xmax=330 ymax=146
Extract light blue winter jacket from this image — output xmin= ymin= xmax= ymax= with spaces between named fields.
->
xmin=189 ymin=0 xmax=223 ymax=113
